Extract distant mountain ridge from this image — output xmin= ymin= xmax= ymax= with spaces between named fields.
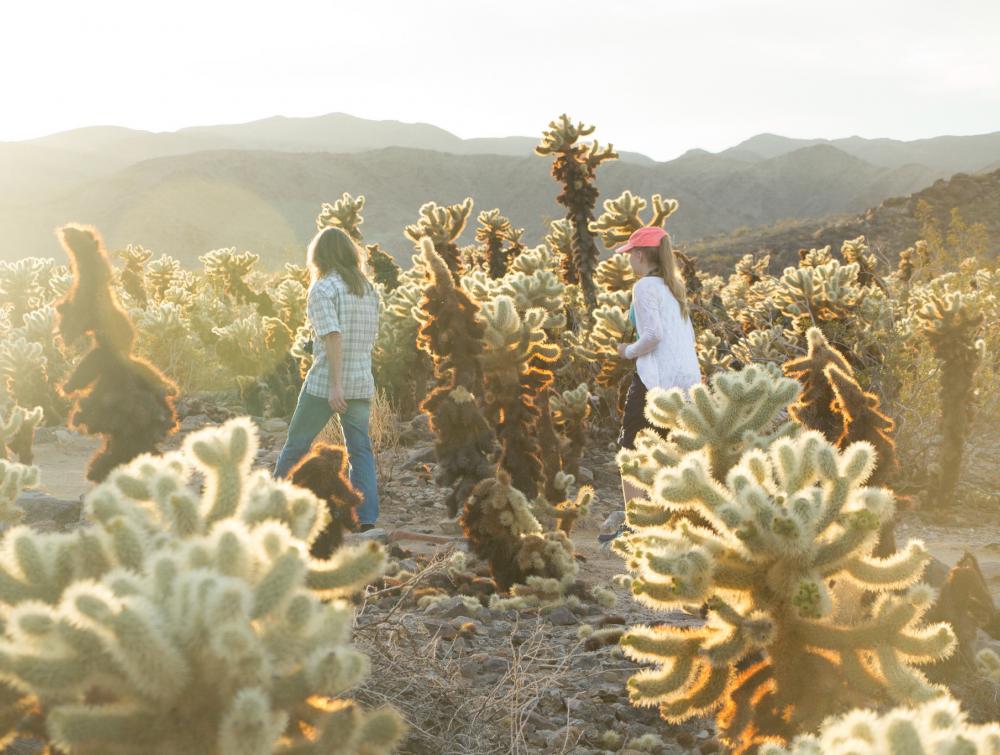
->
xmin=1 ymin=113 xmax=999 ymax=266
xmin=687 ymin=169 xmax=1000 ymax=272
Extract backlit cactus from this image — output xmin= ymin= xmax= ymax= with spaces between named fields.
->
xmin=915 ymin=291 xmax=984 ymax=504
xmin=761 ymin=696 xmax=1000 ymax=755
xmin=405 ymin=198 xmax=474 ymax=282
xmin=618 ymin=428 xmax=954 ymax=751
xmin=415 ymin=238 xmax=493 ymax=516
xmin=589 ymin=190 xmax=678 ymax=248
xmin=0 ymin=418 xmax=402 ymax=754
xmin=536 ymin=114 xmax=618 ymax=311
xmin=55 ymin=225 xmax=179 ymax=482
xmin=316 ymin=192 xmax=365 ymax=241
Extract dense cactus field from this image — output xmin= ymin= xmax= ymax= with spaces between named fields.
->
xmin=1 ymin=115 xmax=999 ymax=754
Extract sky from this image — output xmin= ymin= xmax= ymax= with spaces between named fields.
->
xmin=3 ymin=0 xmax=1000 ymax=161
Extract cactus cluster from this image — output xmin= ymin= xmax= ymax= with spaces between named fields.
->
xmin=535 ymin=114 xmax=618 ymax=311
xmin=55 ymin=225 xmax=179 ymax=481
xmin=616 ymin=365 xmax=955 ymax=751
xmin=0 ymin=418 xmax=403 ymax=754
xmin=761 ymin=696 xmax=1000 ymax=755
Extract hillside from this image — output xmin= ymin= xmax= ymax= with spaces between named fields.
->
xmin=0 ymin=143 xmax=956 ymax=266
xmin=686 ymin=169 xmax=1000 ymax=271
xmin=721 ymin=131 xmax=1000 ymax=174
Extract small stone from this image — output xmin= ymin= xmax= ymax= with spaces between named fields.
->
xmin=577 ymin=466 xmax=594 ymax=484
xmin=438 ymin=518 xmax=463 ymax=536
xmin=404 ymin=445 xmax=436 ymax=469
xmin=544 ymin=605 xmax=579 ymax=626
xmin=53 ymin=429 xmax=77 ymax=446
xmin=179 ymin=414 xmax=209 ymax=432
xmin=262 ymin=418 xmax=288 ymax=433
xmin=600 ymin=510 xmax=626 ymax=535
xmin=700 ymin=741 xmax=721 ymax=754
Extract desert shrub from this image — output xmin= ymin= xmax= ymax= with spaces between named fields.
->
xmin=0 ymin=418 xmax=403 ymax=754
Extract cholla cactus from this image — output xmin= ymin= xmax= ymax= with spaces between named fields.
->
xmin=840 ymin=236 xmax=883 ymax=290
xmin=146 ymin=254 xmax=181 ymax=302
xmin=619 ymin=430 xmax=954 ymax=751
xmin=475 ymin=208 xmax=513 ymax=279
xmin=536 ymin=114 xmax=618 ymax=311
xmin=373 ymin=279 xmax=431 ymax=412
xmin=132 ymin=301 xmax=209 ymax=391
xmin=273 ymin=278 xmax=308 ymax=332
xmin=365 ymin=243 xmax=401 ymax=291
xmin=0 ymin=403 xmax=43 ymax=464
xmin=479 ymin=296 xmax=559 ymax=500
xmin=761 ymin=696 xmax=1000 ymax=755
xmin=200 ymin=248 xmax=276 ymax=317
xmin=0 ymin=419 xmax=402 ymax=754
xmin=785 ymin=326 xmax=857 ymax=442
xmin=977 ymin=648 xmax=1000 ymax=683
xmin=0 ymin=336 xmax=62 ymax=422
xmin=0 ymin=258 xmax=46 ymax=322
xmin=55 ymin=225 xmax=178 ymax=482
xmin=696 ymin=331 xmax=735 ymax=378
xmin=619 ymin=363 xmax=799 ymax=487
xmin=404 ymin=198 xmax=474 ymax=282
xmin=316 ymin=192 xmax=365 ymax=241
xmin=576 ymin=303 xmax=633 ymax=409
xmin=595 ymin=252 xmax=637 ymax=293
xmin=498 ymin=267 xmax=566 ymax=331
xmin=544 ymin=219 xmax=577 ymax=287
xmin=915 ymin=291 xmax=984 ymax=504
xmin=549 ymin=382 xmax=591 ymax=477
xmin=0 ymin=457 xmax=38 ymax=526
xmin=463 ymin=471 xmax=577 ymax=604
xmin=415 ymin=239 xmax=493 ymax=515
xmin=589 ymin=190 xmax=678 ymax=248
xmin=116 ymin=244 xmax=153 ymax=306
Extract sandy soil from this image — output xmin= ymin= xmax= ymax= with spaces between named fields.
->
xmin=28 ymin=428 xmax=1000 ymax=605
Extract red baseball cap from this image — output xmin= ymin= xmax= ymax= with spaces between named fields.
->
xmin=615 ymin=226 xmax=668 ymax=254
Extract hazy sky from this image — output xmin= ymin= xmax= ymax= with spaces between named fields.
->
xmin=4 ymin=0 xmax=999 ymax=160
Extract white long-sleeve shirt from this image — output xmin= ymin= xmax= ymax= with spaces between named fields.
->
xmin=623 ymin=276 xmax=701 ymax=390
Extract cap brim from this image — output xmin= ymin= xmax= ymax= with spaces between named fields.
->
xmin=615 ymin=243 xmax=635 ymax=254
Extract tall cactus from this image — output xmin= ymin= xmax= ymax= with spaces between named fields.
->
xmin=915 ymin=291 xmax=984 ymax=504
xmin=55 ymin=225 xmax=179 ymax=482
xmin=415 ymin=238 xmax=493 ymax=516
xmin=535 ymin=114 xmax=618 ymax=312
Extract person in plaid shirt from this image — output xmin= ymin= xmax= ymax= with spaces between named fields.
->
xmin=273 ymin=226 xmax=381 ymax=528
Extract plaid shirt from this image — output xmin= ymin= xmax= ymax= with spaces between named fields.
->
xmin=303 ymin=272 xmax=380 ymax=400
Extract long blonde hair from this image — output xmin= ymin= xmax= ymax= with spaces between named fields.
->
xmin=307 ymin=227 xmax=372 ymax=296
xmin=637 ymin=233 xmax=690 ymax=320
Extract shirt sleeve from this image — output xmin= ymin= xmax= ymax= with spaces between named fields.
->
xmin=308 ymin=282 xmax=340 ymax=336
xmin=624 ymin=280 xmax=663 ymax=360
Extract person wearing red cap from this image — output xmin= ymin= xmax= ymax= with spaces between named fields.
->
xmin=611 ymin=226 xmax=701 ymax=526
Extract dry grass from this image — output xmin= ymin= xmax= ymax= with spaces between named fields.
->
xmin=351 ymin=559 xmax=601 ymax=755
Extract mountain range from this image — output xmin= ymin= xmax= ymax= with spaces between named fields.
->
xmin=1 ymin=113 xmax=998 ymax=266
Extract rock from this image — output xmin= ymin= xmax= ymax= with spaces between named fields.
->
xmin=32 ymin=427 xmax=57 ymax=444
xmin=16 ymin=491 xmax=82 ymax=531
xmin=544 ymin=605 xmax=579 ymax=626
xmin=344 ymin=528 xmax=388 ymax=544
xmin=438 ymin=518 xmax=463 ymax=536
xmin=261 ymin=418 xmax=288 ymax=433
xmin=179 ymin=414 xmax=210 ymax=432
xmin=601 ymin=510 xmax=626 ymax=535
xmin=577 ymin=466 xmax=594 ymax=484
xmin=53 ymin=429 xmax=80 ymax=447
xmin=404 ymin=445 xmax=436 ymax=469
xmin=399 ymin=413 xmax=432 ymax=444
xmin=426 ymin=595 xmax=489 ymax=620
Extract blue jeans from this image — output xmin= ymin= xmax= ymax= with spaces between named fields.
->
xmin=272 ymin=388 xmax=379 ymax=526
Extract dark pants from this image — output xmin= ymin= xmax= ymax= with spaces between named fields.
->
xmin=617 ymin=372 xmax=670 ymax=450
